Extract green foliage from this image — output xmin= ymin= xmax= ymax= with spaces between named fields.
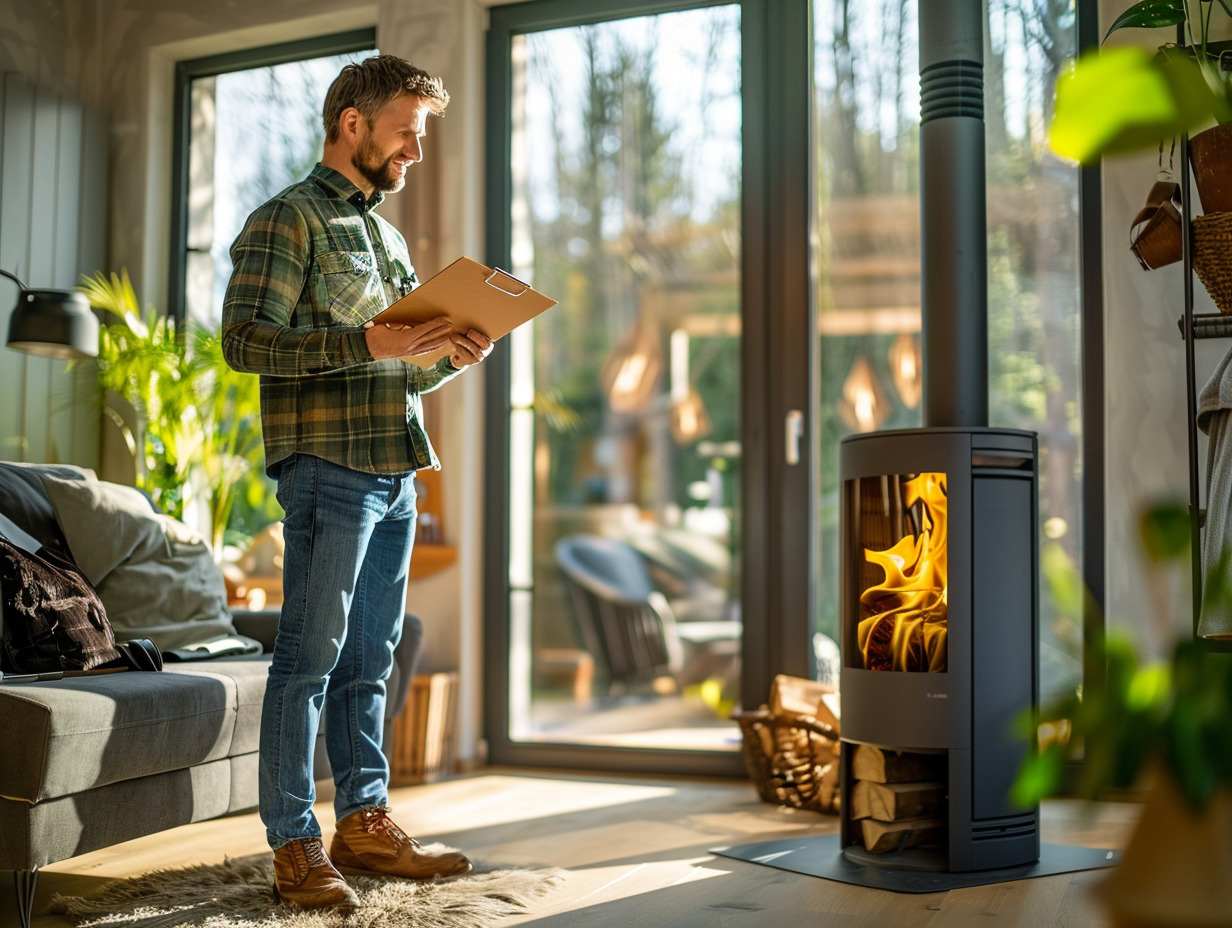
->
xmin=1104 ymin=0 xmax=1189 ymax=39
xmin=76 ymin=270 xmax=269 ymax=555
xmin=1139 ymin=501 xmax=1193 ymax=561
xmin=526 ymin=22 xmax=742 ymax=511
xmin=1049 ymin=0 xmax=1232 ymax=162
xmin=1014 ymin=503 xmax=1232 ymax=810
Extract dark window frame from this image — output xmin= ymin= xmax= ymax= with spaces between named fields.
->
xmin=168 ymin=28 xmax=377 ymax=324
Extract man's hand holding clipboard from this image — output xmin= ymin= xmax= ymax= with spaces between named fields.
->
xmin=366 ymin=257 xmax=557 ymax=365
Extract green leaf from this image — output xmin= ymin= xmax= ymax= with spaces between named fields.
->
xmin=1049 ymin=46 xmax=1218 ymax=163
xmin=1167 ymin=694 xmax=1218 ymax=808
xmin=1103 ymin=0 xmax=1186 ymax=43
xmin=1127 ymin=663 xmax=1171 ymax=711
xmin=1010 ymin=748 xmax=1064 ymax=807
xmin=1139 ymin=502 xmax=1193 ymax=562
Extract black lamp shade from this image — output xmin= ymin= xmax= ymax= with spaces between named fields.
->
xmin=6 ymin=288 xmax=99 ymax=359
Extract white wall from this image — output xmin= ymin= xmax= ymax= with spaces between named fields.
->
xmin=0 ymin=1 xmax=106 ymax=468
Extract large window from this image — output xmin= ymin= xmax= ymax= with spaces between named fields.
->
xmin=501 ymin=5 xmax=745 ymax=755
xmin=486 ymin=0 xmax=813 ymax=775
xmin=169 ymin=32 xmax=377 ymax=543
xmin=812 ymin=0 xmax=1085 ymax=705
xmin=172 ymin=31 xmax=377 ymax=329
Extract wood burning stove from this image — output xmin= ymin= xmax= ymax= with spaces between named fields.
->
xmin=829 ymin=0 xmax=1040 ymax=873
xmin=717 ymin=0 xmax=1116 ymax=890
xmin=727 ymin=0 xmax=1051 ymax=880
xmin=839 ymin=427 xmax=1039 ymax=872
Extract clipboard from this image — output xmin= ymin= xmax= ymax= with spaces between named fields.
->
xmin=372 ymin=257 xmax=557 ymax=364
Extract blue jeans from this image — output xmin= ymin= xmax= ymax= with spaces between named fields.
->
xmin=259 ymin=453 xmax=417 ymax=849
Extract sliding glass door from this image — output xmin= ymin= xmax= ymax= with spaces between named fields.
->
xmin=485 ymin=0 xmax=812 ymax=773
xmin=485 ymin=0 xmax=1095 ymax=776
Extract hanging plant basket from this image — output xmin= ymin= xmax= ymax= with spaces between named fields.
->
xmin=1190 ymin=123 xmax=1232 ymax=215
xmin=1193 ymin=211 xmax=1232 ymax=314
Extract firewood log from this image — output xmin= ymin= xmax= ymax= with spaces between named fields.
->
xmin=814 ymin=760 xmax=840 ymax=811
xmin=769 ymin=675 xmax=834 ymax=721
xmin=851 ymin=744 xmax=944 ymax=783
xmin=860 ymin=816 xmax=946 ymax=853
xmin=814 ymin=692 xmax=841 ymax=734
xmin=850 ymin=780 xmax=946 ymax=821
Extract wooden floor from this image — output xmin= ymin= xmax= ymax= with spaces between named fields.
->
xmin=12 ymin=769 xmax=1140 ymax=928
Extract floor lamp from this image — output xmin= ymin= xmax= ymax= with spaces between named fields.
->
xmin=3 ymin=268 xmax=98 ymax=359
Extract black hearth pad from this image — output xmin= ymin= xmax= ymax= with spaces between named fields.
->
xmin=713 ymin=835 xmax=1118 ymax=893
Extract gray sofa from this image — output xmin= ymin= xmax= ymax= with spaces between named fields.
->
xmin=0 ymin=462 xmax=421 ymax=928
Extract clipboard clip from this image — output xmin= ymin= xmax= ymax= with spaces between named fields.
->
xmin=485 ymin=267 xmax=531 ymax=297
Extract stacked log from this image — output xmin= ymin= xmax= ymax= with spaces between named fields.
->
xmin=768 ymin=675 xmax=841 ymax=813
xmin=849 ymin=744 xmax=946 ymax=853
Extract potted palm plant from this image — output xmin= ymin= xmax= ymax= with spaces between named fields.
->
xmin=76 ymin=270 xmax=268 ymax=558
xmin=1014 ymin=504 xmax=1232 ymax=927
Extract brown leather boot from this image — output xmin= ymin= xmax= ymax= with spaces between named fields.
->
xmin=330 ymin=807 xmax=472 ymax=879
xmin=272 ymin=837 xmax=360 ymax=911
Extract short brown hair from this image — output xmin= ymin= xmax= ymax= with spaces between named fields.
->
xmin=323 ymin=55 xmax=450 ymax=143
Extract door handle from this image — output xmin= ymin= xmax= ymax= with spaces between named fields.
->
xmin=785 ymin=409 xmax=804 ymax=466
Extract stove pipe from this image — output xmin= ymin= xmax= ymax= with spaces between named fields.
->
xmin=919 ymin=0 xmax=988 ymax=429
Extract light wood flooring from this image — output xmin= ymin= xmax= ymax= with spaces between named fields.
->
xmin=11 ymin=769 xmax=1141 ymax=928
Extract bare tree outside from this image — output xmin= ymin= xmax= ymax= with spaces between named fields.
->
xmin=508 ymin=8 xmax=745 ymax=749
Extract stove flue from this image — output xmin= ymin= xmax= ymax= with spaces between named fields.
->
xmin=835 ymin=0 xmax=1041 ymax=873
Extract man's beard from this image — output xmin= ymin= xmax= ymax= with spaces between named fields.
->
xmin=352 ymin=132 xmax=406 ymax=193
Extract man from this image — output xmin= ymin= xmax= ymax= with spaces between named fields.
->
xmin=221 ymin=55 xmax=491 ymax=912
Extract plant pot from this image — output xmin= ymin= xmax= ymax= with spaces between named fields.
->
xmin=1094 ymin=772 xmax=1232 ymax=927
xmin=1189 ymin=123 xmax=1232 ymax=215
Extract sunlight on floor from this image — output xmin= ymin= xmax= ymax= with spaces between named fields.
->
xmin=559 ymin=855 xmax=733 ymax=909
xmin=388 ymin=773 xmax=680 ymax=836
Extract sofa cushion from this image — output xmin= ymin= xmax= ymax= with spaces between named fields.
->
xmin=0 ymin=665 xmax=257 ymax=802
xmin=40 ymin=474 xmax=234 ymax=650
xmin=0 ymin=462 xmax=94 ymax=559
xmin=0 ymin=759 xmax=236 ymax=871
xmin=170 ymin=659 xmax=270 ymax=756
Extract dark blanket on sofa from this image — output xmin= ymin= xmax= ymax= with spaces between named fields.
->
xmin=0 ymin=537 xmax=122 ymax=673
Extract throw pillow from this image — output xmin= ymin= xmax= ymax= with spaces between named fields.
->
xmin=39 ymin=474 xmax=235 ymax=650
xmin=0 ymin=461 xmax=95 ymax=559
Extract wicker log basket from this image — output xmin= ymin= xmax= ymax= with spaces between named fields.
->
xmin=1194 ymin=211 xmax=1232 ymax=315
xmin=732 ymin=674 xmax=841 ymax=814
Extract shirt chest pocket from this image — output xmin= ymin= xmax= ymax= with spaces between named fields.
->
xmin=316 ymin=251 xmax=385 ymax=325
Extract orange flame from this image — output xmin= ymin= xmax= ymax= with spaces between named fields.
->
xmin=857 ymin=472 xmax=948 ymax=672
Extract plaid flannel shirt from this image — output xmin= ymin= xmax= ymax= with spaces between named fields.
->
xmin=222 ymin=164 xmax=460 ymax=476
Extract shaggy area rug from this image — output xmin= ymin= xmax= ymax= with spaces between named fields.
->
xmin=48 ymin=850 xmax=565 ymax=928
